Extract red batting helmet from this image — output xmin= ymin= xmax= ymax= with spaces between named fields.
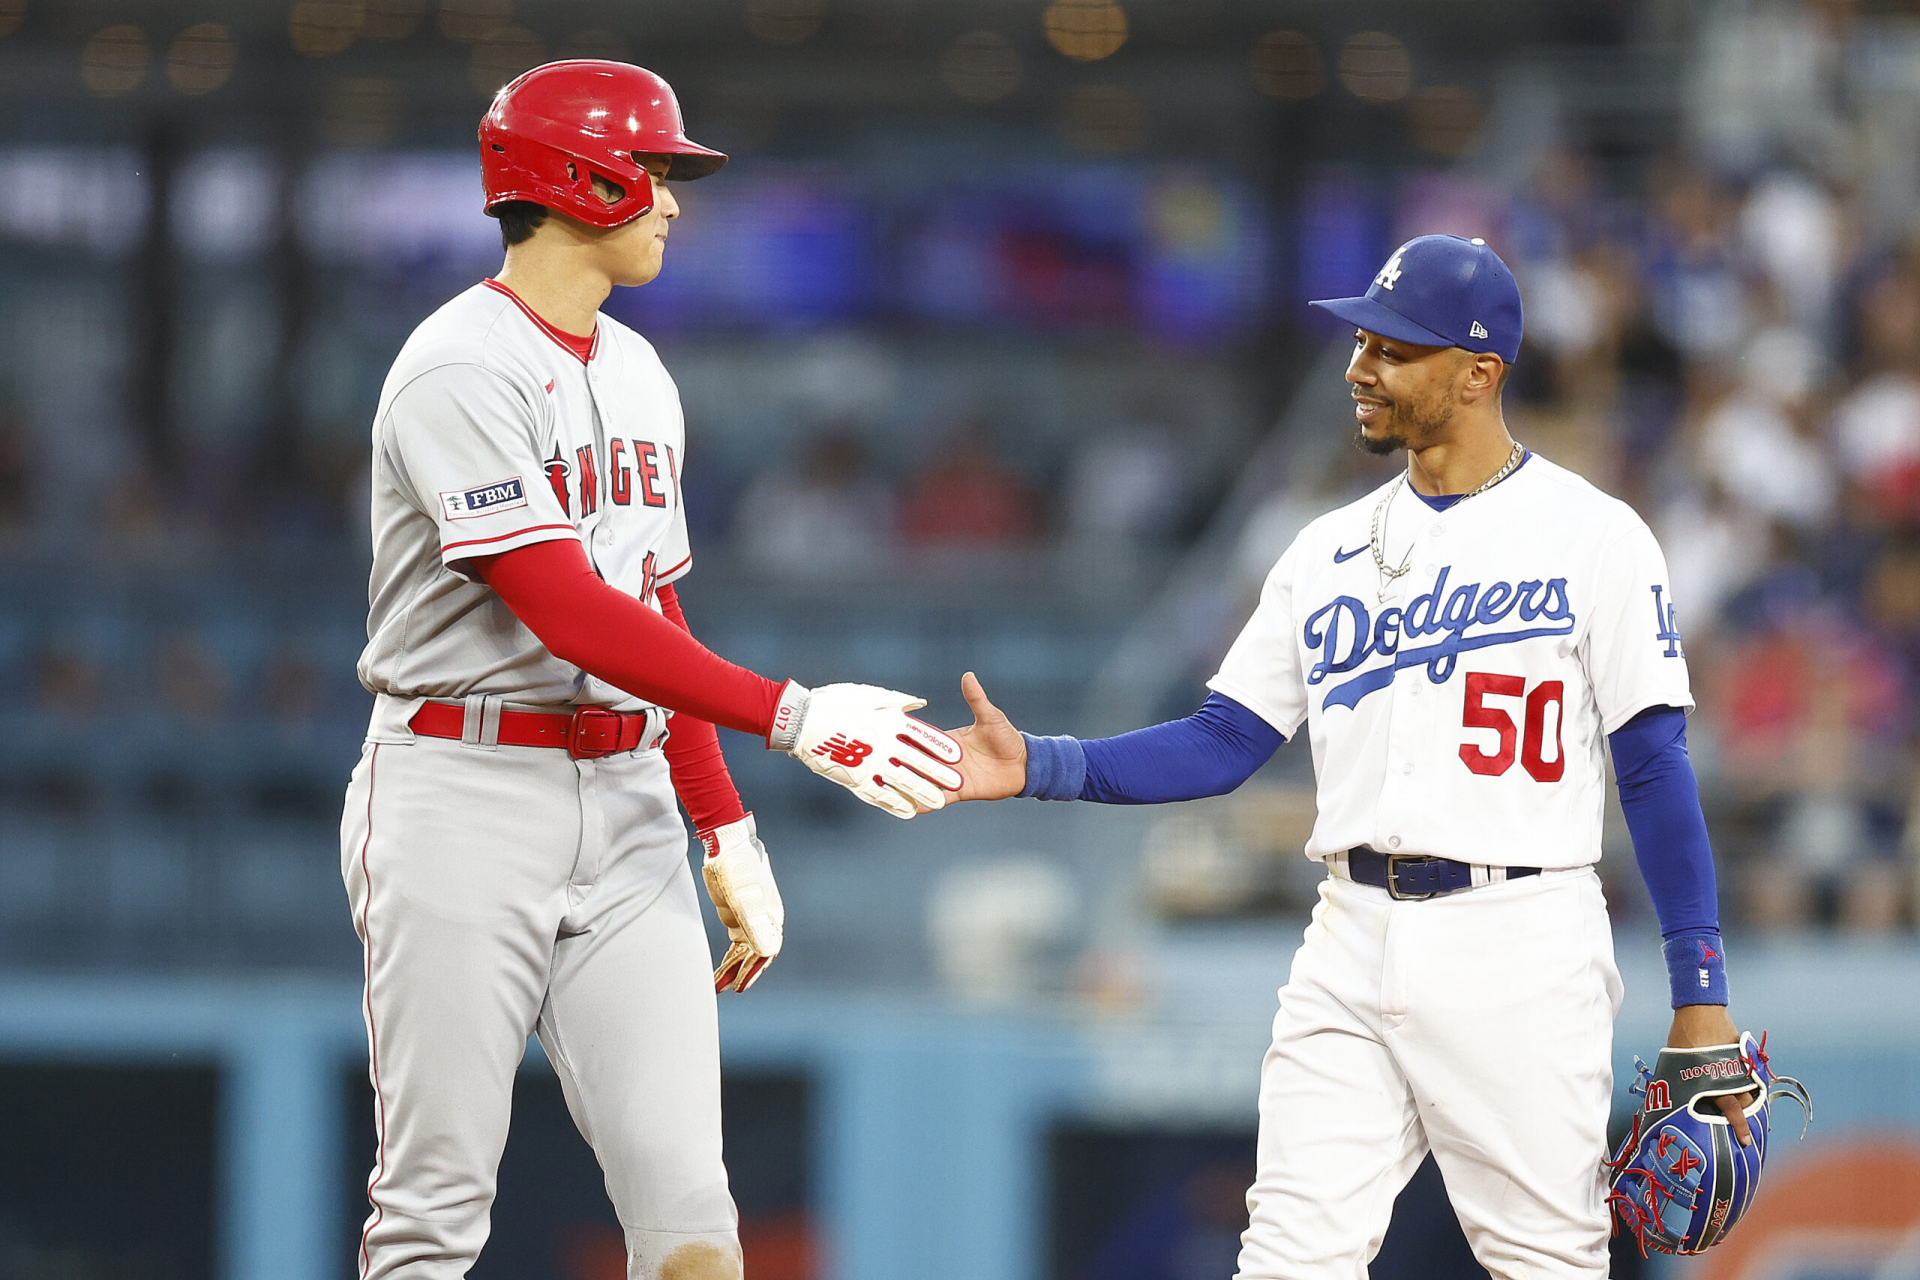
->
xmin=479 ymin=60 xmax=728 ymax=229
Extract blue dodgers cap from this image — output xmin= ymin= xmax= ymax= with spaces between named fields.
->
xmin=1309 ymin=234 xmax=1523 ymax=365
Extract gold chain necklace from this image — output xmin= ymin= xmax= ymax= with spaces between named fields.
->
xmin=1368 ymin=442 xmax=1526 ymax=601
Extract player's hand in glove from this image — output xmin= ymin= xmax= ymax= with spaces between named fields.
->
xmin=700 ymin=814 xmax=783 ymax=993
xmin=946 ymin=671 xmax=1030 ymax=802
xmin=767 ymin=681 xmax=963 ymax=819
xmin=1606 ymin=1026 xmax=1810 ymax=1256
xmin=1668 ymin=1003 xmax=1757 ymax=1144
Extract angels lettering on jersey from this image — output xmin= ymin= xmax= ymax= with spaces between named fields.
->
xmin=543 ymin=438 xmax=680 ymax=521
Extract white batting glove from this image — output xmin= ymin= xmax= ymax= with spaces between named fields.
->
xmin=700 ymin=813 xmax=783 ymax=994
xmin=767 ymin=681 xmax=964 ymax=819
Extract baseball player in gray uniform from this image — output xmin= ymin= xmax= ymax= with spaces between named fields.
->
xmin=341 ymin=61 xmax=962 ymax=1279
xmin=944 ymin=237 xmax=1759 ymax=1276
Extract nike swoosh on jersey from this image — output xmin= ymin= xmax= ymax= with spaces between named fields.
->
xmin=1333 ymin=545 xmax=1368 ymax=563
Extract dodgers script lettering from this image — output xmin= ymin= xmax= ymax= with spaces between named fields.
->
xmin=1302 ymin=565 xmax=1577 ymax=710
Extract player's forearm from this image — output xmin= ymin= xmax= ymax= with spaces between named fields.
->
xmin=469 ymin=539 xmax=783 ymax=737
xmin=1021 ymin=693 xmax=1284 ymax=803
xmin=662 ymin=718 xmax=749 ymax=830
xmin=656 ymin=583 xmax=749 ymax=831
xmin=1609 ymin=704 xmax=1728 ymax=1007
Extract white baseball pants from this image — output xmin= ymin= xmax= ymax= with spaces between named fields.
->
xmin=339 ymin=731 xmax=738 ymax=1280
xmin=1236 ymin=867 xmax=1623 ymax=1280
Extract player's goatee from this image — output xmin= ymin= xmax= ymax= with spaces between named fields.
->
xmin=1354 ymin=425 xmax=1405 ymax=456
xmin=1352 ymin=393 xmax=1453 ymax=456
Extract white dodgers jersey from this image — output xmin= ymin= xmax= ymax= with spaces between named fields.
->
xmin=358 ymin=280 xmax=692 ymax=710
xmin=1209 ymin=454 xmax=1692 ymax=869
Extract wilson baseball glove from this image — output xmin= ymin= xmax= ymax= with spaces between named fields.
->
xmin=1605 ymin=1031 xmax=1811 ymax=1256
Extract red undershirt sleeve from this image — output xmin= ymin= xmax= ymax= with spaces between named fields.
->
xmin=653 ymin=583 xmax=750 ymax=831
xmin=467 ymin=539 xmax=783 ymax=739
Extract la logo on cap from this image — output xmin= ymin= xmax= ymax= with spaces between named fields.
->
xmin=1374 ymin=248 xmax=1405 ymax=291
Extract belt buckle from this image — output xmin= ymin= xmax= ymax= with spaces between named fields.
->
xmin=1385 ymin=854 xmax=1441 ymax=901
xmin=566 ymin=707 xmax=623 ymax=759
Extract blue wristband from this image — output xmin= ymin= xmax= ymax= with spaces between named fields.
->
xmin=1663 ymin=929 xmax=1729 ymax=1008
xmin=1019 ymin=733 xmax=1086 ymax=802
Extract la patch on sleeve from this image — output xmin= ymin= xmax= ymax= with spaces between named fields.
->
xmin=441 ymin=477 xmax=528 ymax=521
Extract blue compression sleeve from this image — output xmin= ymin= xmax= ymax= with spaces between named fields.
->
xmin=1608 ymin=705 xmax=1728 ymax=1008
xmin=1019 ymin=693 xmax=1283 ymax=804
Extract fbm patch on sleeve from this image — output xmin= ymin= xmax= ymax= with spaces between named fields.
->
xmin=440 ymin=477 xmax=529 ymax=521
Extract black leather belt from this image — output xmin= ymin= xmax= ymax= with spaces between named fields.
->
xmin=1346 ymin=847 xmax=1540 ymax=900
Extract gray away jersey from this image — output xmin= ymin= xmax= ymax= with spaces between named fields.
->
xmin=358 ymin=280 xmax=692 ymax=710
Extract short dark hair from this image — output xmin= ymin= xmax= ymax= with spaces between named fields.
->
xmin=490 ymin=200 xmax=548 ymax=249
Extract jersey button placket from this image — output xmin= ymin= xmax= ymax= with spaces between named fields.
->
xmin=1414 ymin=505 xmax=1438 ymax=578
xmin=1378 ymin=526 xmax=1431 ymax=854
xmin=1376 ymin=677 xmax=1416 ymax=855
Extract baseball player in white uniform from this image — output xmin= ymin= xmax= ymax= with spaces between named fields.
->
xmin=946 ymin=236 xmax=1753 ymax=1276
xmin=340 ymin=61 xmax=961 ymax=1280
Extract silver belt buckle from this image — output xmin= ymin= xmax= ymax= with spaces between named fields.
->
xmin=1385 ymin=853 xmax=1441 ymax=901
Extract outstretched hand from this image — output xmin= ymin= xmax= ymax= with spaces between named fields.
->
xmin=949 ymin=672 xmax=1029 ymax=802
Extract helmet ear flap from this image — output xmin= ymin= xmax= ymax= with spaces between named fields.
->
xmin=546 ymin=156 xmax=652 ymax=224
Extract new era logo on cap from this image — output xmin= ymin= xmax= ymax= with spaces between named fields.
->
xmin=1308 ymin=234 xmax=1524 ymax=365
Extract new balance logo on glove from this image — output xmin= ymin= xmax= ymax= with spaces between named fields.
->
xmin=815 ymin=734 xmax=875 ymax=768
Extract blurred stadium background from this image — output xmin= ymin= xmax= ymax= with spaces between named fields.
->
xmin=0 ymin=0 xmax=1916 ymax=1276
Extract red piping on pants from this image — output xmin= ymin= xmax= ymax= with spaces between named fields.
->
xmin=358 ymin=745 xmax=387 ymax=1278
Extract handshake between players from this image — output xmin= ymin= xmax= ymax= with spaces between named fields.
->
xmin=791 ymin=673 xmax=1025 ymax=819
xmin=776 ymin=669 xmax=1033 ymax=822
xmin=765 ymin=681 xmax=965 ymax=819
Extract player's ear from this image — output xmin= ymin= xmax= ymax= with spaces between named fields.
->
xmin=1460 ymin=351 xmax=1504 ymax=404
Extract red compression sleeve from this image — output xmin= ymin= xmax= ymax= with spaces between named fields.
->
xmin=656 ymin=583 xmax=748 ymax=832
xmin=469 ymin=539 xmax=783 ymax=738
